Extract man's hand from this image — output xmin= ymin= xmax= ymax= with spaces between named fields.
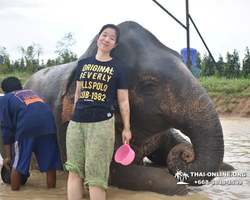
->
xmin=3 ymin=157 xmax=11 ymax=170
xmin=122 ymin=129 xmax=132 ymax=145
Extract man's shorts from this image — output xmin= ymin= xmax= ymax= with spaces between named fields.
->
xmin=64 ymin=116 xmax=115 ymax=190
xmin=12 ymin=134 xmax=62 ymax=175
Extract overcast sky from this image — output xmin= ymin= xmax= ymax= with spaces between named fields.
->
xmin=0 ymin=0 xmax=249 ymax=63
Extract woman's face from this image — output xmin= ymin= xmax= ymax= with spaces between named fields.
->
xmin=97 ymin=28 xmax=117 ymax=53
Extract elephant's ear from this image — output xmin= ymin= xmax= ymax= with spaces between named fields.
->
xmin=61 ymin=66 xmax=76 ymax=125
xmin=61 ymin=41 xmax=98 ymax=124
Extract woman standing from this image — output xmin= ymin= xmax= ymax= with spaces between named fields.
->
xmin=64 ymin=24 xmax=131 ymax=200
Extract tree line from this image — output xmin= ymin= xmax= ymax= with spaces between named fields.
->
xmin=194 ymin=47 xmax=250 ymax=79
xmin=1 ymin=32 xmax=250 ymax=79
xmin=0 ymin=32 xmax=77 ymax=74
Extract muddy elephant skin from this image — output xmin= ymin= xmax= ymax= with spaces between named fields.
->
xmin=0 ymin=21 xmax=224 ymax=195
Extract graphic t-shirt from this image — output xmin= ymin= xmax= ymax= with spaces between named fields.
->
xmin=0 ymin=90 xmax=57 ymax=145
xmin=71 ymin=56 xmax=128 ymax=122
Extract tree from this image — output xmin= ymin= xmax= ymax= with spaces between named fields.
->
xmin=0 ymin=46 xmax=10 ymax=65
xmin=46 ymin=58 xmax=61 ymax=67
xmin=242 ymin=47 xmax=250 ymax=78
xmin=216 ymin=54 xmax=225 ymax=77
xmin=0 ymin=47 xmax=11 ymax=74
xmin=54 ymin=32 xmax=78 ymax=64
xmin=40 ymin=59 xmax=45 ymax=70
xmin=224 ymin=49 xmax=241 ymax=78
xmin=0 ymin=55 xmax=3 ymax=66
xmin=34 ymin=43 xmax=44 ymax=71
xmin=195 ymin=51 xmax=202 ymax=69
xmin=19 ymin=44 xmax=36 ymax=73
xmin=18 ymin=43 xmax=44 ymax=73
xmin=27 ymin=59 xmax=37 ymax=73
xmin=232 ymin=49 xmax=241 ymax=77
xmin=19 ymin=45 xmax=35 ymax=62
xmin=0 ymin=58 xmax=11 ymax=74
xmin=46 ymin=59 xmax=53 ymax=67
xmin=201 ymin=53 xmax=216 ymax=77
xmin=20 ymin=58 xmax=25 ymax=72
xmin=11 ymin=59 xmax=20 ymax=73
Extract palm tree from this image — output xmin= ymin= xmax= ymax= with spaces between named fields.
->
xmin=174 ymin=170 xmax=183 ymax=181
xmin=182 ymin=172 xmax=189 ymax=182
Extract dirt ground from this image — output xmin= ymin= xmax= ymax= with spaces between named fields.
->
xmin=212 ymin=97 xmax=250 ymax=118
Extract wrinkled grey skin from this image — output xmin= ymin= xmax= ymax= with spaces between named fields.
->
xmin=0 ymin=21 xmax=234 ymax=195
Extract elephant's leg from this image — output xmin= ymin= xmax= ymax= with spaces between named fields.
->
xmin=54 ymin=103 xmax=68 ymax=166
xmin=147 ymin=128 xmax=191 ymax=166
xmin=55 ymin=124 xmax=67 ymax=167
xmin=109 ymin=163 xmax=187 ymax=196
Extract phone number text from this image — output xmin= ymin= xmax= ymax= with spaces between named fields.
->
xmin=194 ymin=179 xmax=243 ymax=185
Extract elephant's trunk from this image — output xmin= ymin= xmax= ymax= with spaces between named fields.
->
xmin=165 ymin=78 xmax=224 ymax=185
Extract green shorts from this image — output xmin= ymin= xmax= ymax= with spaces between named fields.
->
xmin=64 ymin=116 xmax=115 ymax=190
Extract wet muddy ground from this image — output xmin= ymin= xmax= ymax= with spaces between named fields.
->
xmin=0 ymin=117 xmax=249 ymax=200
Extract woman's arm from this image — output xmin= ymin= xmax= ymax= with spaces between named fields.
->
xmin=117 ymin=89 xmax=132 ymax=144
xmin=73 ymin=81 xmax=81 ymax=110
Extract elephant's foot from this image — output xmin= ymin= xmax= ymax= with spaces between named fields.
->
xmin=109 ymin=163 xmax=187 ymax=196
xmin=220 ymin=162 xmax=235 ymax=171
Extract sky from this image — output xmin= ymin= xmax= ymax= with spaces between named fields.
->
xmin=0 ymin=0 xmax=250 ymax=63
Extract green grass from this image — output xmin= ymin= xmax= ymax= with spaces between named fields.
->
xmin=198 ymin=76 xmax=250 ymax=98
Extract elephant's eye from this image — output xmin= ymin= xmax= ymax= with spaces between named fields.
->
xmin=141 ymin=81 xmax=157 ymax=95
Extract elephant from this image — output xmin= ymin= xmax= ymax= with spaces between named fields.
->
xmin=0 ymin=21 xmax=234 ymax=195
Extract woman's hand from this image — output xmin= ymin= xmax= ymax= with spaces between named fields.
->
xmin=122 ymin=129 xmax=132 ymax=145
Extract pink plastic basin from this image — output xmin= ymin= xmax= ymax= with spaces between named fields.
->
xmin=114 ymin=143 xmax=135 ymax=165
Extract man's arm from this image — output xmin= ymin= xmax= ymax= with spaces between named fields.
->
xmin=0 ymin=101 xmax=15 ymax=169
xmin=1 ymin=127 xmax=15 ymax=170
xmin=117 ymin=89 xmax=132 ymax=144
xmin=3 ymin=144 xmax=11 ymax=170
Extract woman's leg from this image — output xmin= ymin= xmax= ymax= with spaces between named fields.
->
xmin=85 ymin=117 xmax=115 ymax=200
xmin=89 ymin=185 xmax=105 ymax=200
xmin=67 ymin=172 xmax=84 ymax=200
xmin=64 ymin=121 xmax=86 ymax=200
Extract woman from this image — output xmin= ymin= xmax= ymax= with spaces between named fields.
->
xmin=64 ymin=24 xmax=131 ymax=200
